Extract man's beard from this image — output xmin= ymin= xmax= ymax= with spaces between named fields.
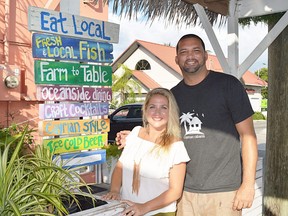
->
xmin=182 ymin=60 xmax=205 ymax=74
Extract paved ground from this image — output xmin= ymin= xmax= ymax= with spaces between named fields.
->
xmin=254 ymin=120 xmax=267 ymax=158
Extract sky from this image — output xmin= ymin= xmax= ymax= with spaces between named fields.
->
xmin=108 ymin=12 xmax=268 ymax=73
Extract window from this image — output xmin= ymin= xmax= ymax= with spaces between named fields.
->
xmin=135 ymin=59 xmax=151 ymax=70
xmin=113 ymin=108 xmax=129 ymax=120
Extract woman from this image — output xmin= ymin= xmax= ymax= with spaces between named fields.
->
xmin=102 ymin=88 xmax=190 ymax=216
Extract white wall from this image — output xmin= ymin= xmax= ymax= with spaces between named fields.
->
xmin=116 ymin=47 xmax=182 ymax=90
xmin=246 ymin=86 xmax=262 ymax=112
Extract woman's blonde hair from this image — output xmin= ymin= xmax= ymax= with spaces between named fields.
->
xmin=142 ymin=88 xmax=181 ymax=149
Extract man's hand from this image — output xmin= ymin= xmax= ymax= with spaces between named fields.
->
xmin=115 ymin=130 xmax=131 ymax=149
xmin=233 ymin=183 xmax=255 ymax=210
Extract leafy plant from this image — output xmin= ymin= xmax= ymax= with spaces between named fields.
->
xmin=0 ymin=124 xmax=35 ymax=161
xmin=102 ymin=143 xmax=123 ymax=160
xmin=111 ymin=64 xmax=142 ymax=107
xmin=253 ymin=112 xmax=266 ymax=120
xmin=0 ymin=126 xmax=96 ymax=215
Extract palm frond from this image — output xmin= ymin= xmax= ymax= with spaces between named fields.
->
xmin=103 ymin=0 xmax=227 ymax=27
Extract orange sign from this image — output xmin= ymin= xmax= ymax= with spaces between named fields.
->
xmin=39 ymin=118 xmax=110 ymax=136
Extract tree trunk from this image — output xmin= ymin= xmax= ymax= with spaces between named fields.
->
xmin=263 ymin=17 xmax=288 ymax=215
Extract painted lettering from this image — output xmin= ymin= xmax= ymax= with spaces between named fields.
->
xmin=29 ymin=6 xmax=119 ymax=43
xmin=37 ymin=86 xmax=112 ymax=101
xmin=79 ymin=41 xmax=98 ymax=60
xmin=39 ymin=102 xmax=109 ymax=119
xmin=82 ymin=65 xmax=109 ymax=83
xmin=43 ymin=134 xmax=107 ymax=154
xmin=40 ymin=11 xmax=68 ymax=33
xmin=32 ymin=34 xmax=113 ymax=63
xmin=39 ymin=119 xmax=109 ymax=136
xmin=72 ymin=15 xmax=111 ymax=41
xmin=35 ymin=35 xmax=62 ymax=48
xmin=35 ymin=60 xmax=112 ymax=86
xmin=39 ymin=61 xmax=68 ymax=82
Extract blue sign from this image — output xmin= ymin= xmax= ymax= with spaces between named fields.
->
xmin=32 ymin=33 xmax=113 ymax=63
xmin=53 ymin=149 xmax=106 ymax=169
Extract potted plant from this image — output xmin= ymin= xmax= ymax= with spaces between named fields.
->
xmin=0 ymin=125 xmax=104 ymax=215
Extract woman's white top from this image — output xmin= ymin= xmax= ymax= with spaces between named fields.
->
xmin=119 ymin=126 xmax=190 ymax=215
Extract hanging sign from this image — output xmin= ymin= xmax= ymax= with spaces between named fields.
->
xmin=28 ymin=6 xmax=120 ymax=43
xmin=32 ymin=33 xmax=114 ymax=63
xmin=34 ymin=60 xmax=112 ymax=86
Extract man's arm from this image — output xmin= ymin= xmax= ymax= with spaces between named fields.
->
xmin=115 ymin=130 xmax=131 ymax=149
xmin=234 ymin=116 xmax=258 ymax=210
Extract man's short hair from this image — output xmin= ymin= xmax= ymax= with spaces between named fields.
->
xmin=176 ymin=34 xmax=206 ymax=52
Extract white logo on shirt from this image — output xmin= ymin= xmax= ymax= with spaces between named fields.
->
xmin=180 ymin=112 xmax=205 ymax=139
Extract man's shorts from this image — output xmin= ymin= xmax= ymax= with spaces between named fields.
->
xmin=176 ymin=190 xmax=242 ymax=216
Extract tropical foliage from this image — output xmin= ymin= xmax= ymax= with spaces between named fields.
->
xmin=102 ymin=143 xmax=122 ymax=160
xmin=254 ymin=67 xmax=268 ymax=99
xmin=0 ymin=126 xmax=94 ymax=215
xmin=111 ymin=64 xmax=142 ymax=107
xmin=103 ymin=0 xmax=226 ymax=27
xmin=253 ymin=111 xmax=266 ymax=120
xmin=0 ymin=124 xmax=35 ymax=161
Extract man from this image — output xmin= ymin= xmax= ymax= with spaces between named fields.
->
xmin=172 ymin=34 xmax=257 ymax=215
xmin=117 ymin=34 xmax=258 ymax=215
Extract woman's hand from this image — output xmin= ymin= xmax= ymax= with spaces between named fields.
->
xmin=120 ymin=200 xmax=147 ymax=216
xmin=101 ymin=191 xmax=121 ymax=200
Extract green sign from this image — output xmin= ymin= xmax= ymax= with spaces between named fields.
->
xmin=34 ymin=60 xmax=112 ymax=86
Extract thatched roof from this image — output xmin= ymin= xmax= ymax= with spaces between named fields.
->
xmin=103 ymin=0 xmax=229 ymax=27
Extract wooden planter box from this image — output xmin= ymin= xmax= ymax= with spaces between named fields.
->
xmin=69 ymin=199 xmax=127 ymax=216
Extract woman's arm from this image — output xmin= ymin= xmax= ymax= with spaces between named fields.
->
xmin=101 ymin=161 xmax=123 ymax=200
xmin=122 ymin=162 xmax=186 ymax=215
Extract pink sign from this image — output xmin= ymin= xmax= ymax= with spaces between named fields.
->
xmin=37 ymin=86 xmax=112 ymax=101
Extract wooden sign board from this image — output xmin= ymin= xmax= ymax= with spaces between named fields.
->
xmin=39 ymin=102 xmax=109 ymax=119
xmin=28 ymin=6 xmax=119 ymax=43
xmin=39 ymin=118 xmax=110 ymax=136
xmin=32 ymin=33 xmax=114 ymax=63
xmin=53 ymin=149 xmax=106 ymax=169
xmin=37 ymin=85 xmax=112 ymax=101
xmin=34 ymin=60 xmax=112 ymax=86
xmin=42 ymin=133 xmax=107 ymax=154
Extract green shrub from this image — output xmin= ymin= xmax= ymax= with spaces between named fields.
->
xmin=102 ymin=143 xmax=123 ymax=160
xmin=0 ymin=124 xmax=35 ymax=161
xmin=0 ymin=126 xmax=95 ymax=215
xmin=253 ymin=112 xmax=266 ymax=120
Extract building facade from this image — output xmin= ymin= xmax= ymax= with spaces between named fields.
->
xmin=0 ymin=0 xmax=108 ymax=140
xmin=112 ymin=40 xmax=267 ymax=112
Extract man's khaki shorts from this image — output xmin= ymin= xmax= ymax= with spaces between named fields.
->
xmin=176 ymin=190 xmax=242 ymax=216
